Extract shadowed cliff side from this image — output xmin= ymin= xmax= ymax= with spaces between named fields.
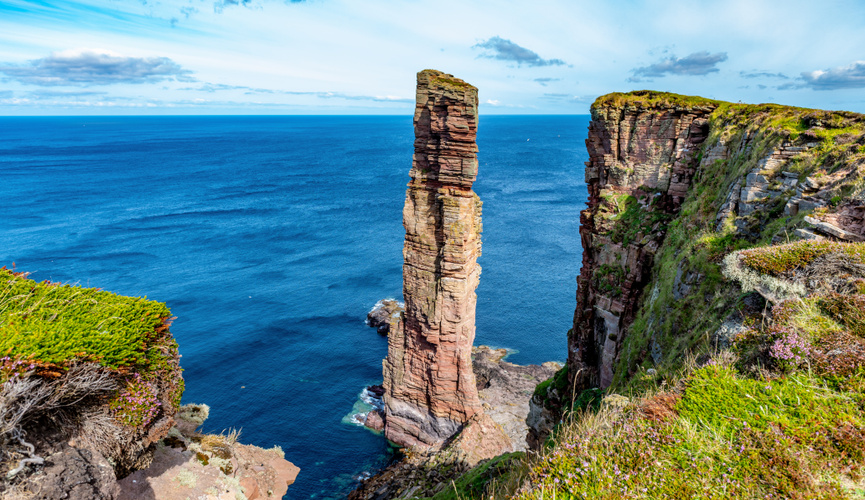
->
xmin=382 ymin=70 xmax=510 ymax=457
xmin=571 ymin=94 xmax=718 ymax=390
xmin=565 ymin=92 xmax=865 ymax=399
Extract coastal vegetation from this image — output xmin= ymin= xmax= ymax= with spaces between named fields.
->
xmin=0 ymin=267 xmax=183 ymax=488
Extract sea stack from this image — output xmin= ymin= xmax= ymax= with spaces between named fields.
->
xmin=382 ymin=70 xmax=509 ymax=456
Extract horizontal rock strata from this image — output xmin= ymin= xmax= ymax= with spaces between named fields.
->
xmin=569 ymin=93 xmax=865 ymax=396
xmin=571 ymin=99 xmax=716 ymax=390
xmin=382 ymin=70 xmax=508 ymax=455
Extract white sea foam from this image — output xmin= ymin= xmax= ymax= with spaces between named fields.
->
xmin=364 ymin=298 xmax=404 ymax=326
xmin=342 ymin=385 xmax=384 ymax=427
xmin=360 ymin=387 xmax=384 ymax=410
xmin=349 ymin=412 xmax=368 ymax=426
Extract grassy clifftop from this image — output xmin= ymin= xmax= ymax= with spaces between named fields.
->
xmin=1 ymin=268 xmax=184 ymax=482
xmin=594 ymin=90 xmax=722 ymax=109
xmin=0 ymin=268 xmax=176 ymax=375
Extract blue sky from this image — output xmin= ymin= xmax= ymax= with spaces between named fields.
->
xmin=1 ymin=0 xmax=865 ymax=115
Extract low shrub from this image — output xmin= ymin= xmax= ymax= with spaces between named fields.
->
xmin=0 ymin=268 xmax=176 ymax=373
xmin=819 ymin=293 xmax=865 ymax=337
xmin=739 ymin=240 xmax=865 ymax=276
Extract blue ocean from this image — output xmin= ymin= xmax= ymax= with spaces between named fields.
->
xmin=0 ymin=115 xmax=589 ymax=498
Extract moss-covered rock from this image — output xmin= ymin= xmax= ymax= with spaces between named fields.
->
xmin=0 ymin=268 xmax=183 ymax=481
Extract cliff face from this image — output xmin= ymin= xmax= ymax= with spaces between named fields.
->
xmin=359 ymin=90 xmax=865 ymax=498
xmin=570 ymin=98 xmax=717 ymax=389
xmin=567 ymin=91 xmax=865 ymax=395
xmin=383 ymin=70 xmax=509 ymax=455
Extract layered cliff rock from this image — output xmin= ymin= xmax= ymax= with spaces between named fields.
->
xmin=350 ymin=347 xmax=554 ymax=500
xmin=571 ymin=96 xmax=717 ymax=389
xmin=382 ymin=70 xmax=509 ymax=456
xmin=566 ymin=91 xmax=865 ymax=396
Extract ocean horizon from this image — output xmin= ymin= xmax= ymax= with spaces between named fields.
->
xmin=0 ymin=114 xmax=589 ymax=498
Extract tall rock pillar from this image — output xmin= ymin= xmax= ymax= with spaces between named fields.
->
xmin=382 ymin=70 xmax=507 ymax=455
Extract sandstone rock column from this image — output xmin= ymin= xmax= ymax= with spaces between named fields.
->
xmin=382 ymin=70 xmax=503 ymax=451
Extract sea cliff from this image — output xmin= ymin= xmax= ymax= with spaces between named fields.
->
xmin=357 ymin=90 xmax=865 ymax=498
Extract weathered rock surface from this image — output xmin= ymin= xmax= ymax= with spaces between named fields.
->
xmin=3 ymin=404 xmax=298 ymax=500
xmin=117 ymin=404 xmax=299 ymax=500
xmin=571 ymin=99 xmax=716 ymax=390
xmin=473 ymin=346 xmax=558 ymax=452
xmin=367 ymin=299 xmax=404 ymax=335
xmin=382 ymin=70 xmax=508 ymax=456
xmin=4 ymin=447 xmax=120 ymax=500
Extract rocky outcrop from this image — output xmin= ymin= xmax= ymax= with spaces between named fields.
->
xmin=567 ymin=91 xmax=865 ymax=397
xmin=0 ymin=270 xmax=298 ymax=499
xmin=570 ymin=95 xmax=717 ymax=390
xmin=350 ymin=347 xmax=553 ymax=500
xmin=472 ymin=347 xmax=558 ymax=452
xmin=366 ymin=299 xmax=404 ymax=335
xmin=382 ymin=70 xmax=509 ymax=456
xmin=117 ymin=404 xmax=299 ymax=500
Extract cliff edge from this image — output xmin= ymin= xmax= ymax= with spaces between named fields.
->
xmin=565 ymin=91 xmax=865 ymax=396
xmin=0 ymin=269 xmax=298 ymax=499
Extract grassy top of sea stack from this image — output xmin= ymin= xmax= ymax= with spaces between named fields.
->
xmin=0 ymin=267 xmax=177 ymax=378
xmin=420 ymin=69 xmax=477 ymax=92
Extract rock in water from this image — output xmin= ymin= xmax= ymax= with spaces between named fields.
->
xmin=382 ymin=70 xmax=510 ymax=459
xmin=366 ymin=299 xmax=404 ymax=335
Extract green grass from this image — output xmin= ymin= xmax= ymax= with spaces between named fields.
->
xmin=431 ymin=453 xmax=525 ymax=500
xmin=677 ymin=365 xmax=863 ymax=440
xmin=518 ymin=363 xmax=864 ymax=500
xmin=421 ymin=69 xmax=476 ymax=91
xmin=593 ymin=264 xmax=625 ymax=299
xmin=739 ymin=241 xmax=865 ymax=276
xmin=594 ymin=90 xmax=722 ymax=110
xmin=0 ymin=268 xmax=176 ymax=374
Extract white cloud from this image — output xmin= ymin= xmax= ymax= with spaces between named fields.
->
xmin=0 ymin=49 xmax=194 ymax=86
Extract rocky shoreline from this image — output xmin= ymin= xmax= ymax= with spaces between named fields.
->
xmin=350 ymin=319 xmax=559 ymax=499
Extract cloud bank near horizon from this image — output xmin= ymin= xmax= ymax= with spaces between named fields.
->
xmin=0 ymin=49 xmax=194 ymax=86
xmin=629 ymin=51 xmax=728 ymax=82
